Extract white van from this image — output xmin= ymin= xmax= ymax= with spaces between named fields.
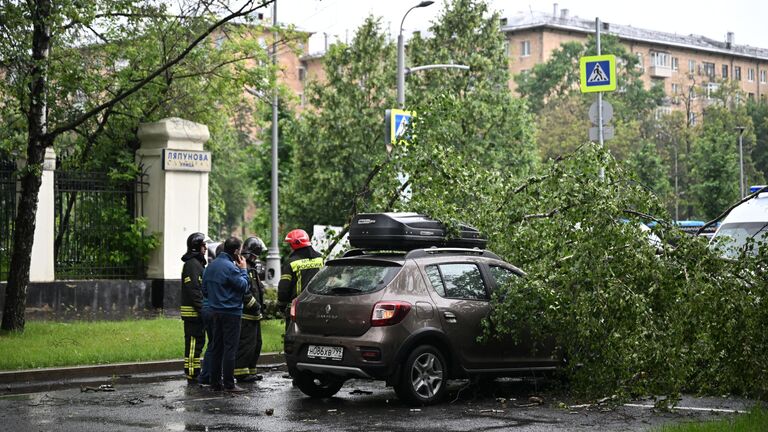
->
xmin=710 ymin=186 xmax=768 ymax=259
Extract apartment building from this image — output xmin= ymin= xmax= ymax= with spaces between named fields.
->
xmin=501 ymin=7 xmax=768 ymax=117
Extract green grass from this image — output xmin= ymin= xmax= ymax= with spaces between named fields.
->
xmin=0 ymin=318 xmax=284 ymax=370
xmin=656 ymin=408 xmax=768 ymax=432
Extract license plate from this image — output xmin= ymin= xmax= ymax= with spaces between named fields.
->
xmin=307 ymin=345 xmax=343 ymax=360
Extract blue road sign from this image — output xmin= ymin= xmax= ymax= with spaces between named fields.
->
xmin=580 ymin=55 xmax=616 ymax=93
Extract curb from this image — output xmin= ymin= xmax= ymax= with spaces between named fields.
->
xmin=0 ymin=352 xmax=285 ymax=395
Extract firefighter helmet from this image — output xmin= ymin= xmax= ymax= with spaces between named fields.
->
xmin=186 ymin=232 xmax=207 ymax=253
xmin=284 ymin=229 xmax=311 ymax=250
xmin=242 ymin=236 xmax=266 ymax=257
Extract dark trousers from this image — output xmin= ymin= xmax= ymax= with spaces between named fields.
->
xmin=183 ymin=319 xmax=205 ymax=379
xmin=197 ymin=307 xmax=214 ymax=384
xmin=235 ymin=319 xmax=262 ymax=377
xmin=210 ymin=312 xmax=242 ymax=389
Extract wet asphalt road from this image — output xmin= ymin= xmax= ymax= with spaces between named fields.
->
xmin=0 ymin=369 xmax=755 ymax=432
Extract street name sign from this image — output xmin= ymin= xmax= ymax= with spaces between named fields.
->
xmin=580 ymin=55 xmax=617 ymax=93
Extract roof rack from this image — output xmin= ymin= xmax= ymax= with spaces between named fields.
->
xmin=341 ymin=248 xmax=408 ymax=258
xmin=404 ymin=247 xmax=501 ymax=260
xmin=341 ymin=247 xmax=502 ymax=261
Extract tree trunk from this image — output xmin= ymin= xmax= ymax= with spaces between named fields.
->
xmin=1 ymin=0 xmax=52 ymax=332
xmin=1 ymin=148 xmax=46 ymax=331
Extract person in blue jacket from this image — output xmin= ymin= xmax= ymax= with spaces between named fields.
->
xmin=202 ymin=237 xmax=251 ymax=392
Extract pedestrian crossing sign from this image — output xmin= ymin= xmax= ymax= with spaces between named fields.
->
xmin=580 ymin=55 xmax=617 ymax=93
xmin=388 ymin=109 xmax=415 ymax=145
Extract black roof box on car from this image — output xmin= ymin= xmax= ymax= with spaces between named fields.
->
xmin=348 ymin=212 xmax=487 ymax=250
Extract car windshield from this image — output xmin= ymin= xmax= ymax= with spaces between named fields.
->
xmin=306 ymin=262 xmax=401 ymax=296
xmin=710 ymin=222 xmax=768 ymax=259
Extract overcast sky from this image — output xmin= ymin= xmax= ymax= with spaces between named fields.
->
xmin=277 ymin=0 xmax=768 ymax=54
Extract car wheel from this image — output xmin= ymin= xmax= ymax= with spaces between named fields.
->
xmin=293 ymin=371 xmax=345 ymax=398
xmin=394 ymin=345 xmax=447 ymax=406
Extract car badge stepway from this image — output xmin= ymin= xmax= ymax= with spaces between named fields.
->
xmin=325 ymin=304 xmax=332 ymax=314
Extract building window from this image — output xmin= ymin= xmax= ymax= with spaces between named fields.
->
xmin=761 ymin=69 xmax=767 ymax=83
xmin=298 ymin=66 xmax=307 ymax=82
xmin=521 ymin=40 xmax=530 ymax=57
xmin=651 ymin=51 xmax=669 ymax=67
xmin=748 ymin=92 xmax=755 ymax=101
xmin=706 ymin=82 xmax=720 ymax=99
xmin=702 ymin=62 xmax=715 ymax=79
xmin=722 ymin=64 xmax=728 ymax=79
xmin=636 ymin=53 xmax=644 ymax=71
xmin=654 ymin=106 xmax=673 ymax=120
xmin=688 ymin=59 xmax=695 ymax=73
xmin=298 ymin=93 xmax=306 ymax=107
xmin=215 ymin=34 xmax=227 ymax=49
xmin=734 ymin=66 xmax=741 ymax=81
xmin=503 ymin=40 xmax=510 ymax=57
xmin=671 ymin=57 xmax=679 ymax=71
xmin=671 ymin=83 xmax=680 ymax=94
xmin=689 ymin=112 xmax=697 ymax=126
xmin=748 ymin=68 xmax=755 ymax=82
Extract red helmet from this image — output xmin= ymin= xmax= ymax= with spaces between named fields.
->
xmin=284 ymin=229 xmax=311 ymax=250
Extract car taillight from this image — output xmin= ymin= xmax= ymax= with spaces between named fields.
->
xmin=371 ymin=301 xmax=411 ymax=327
xmin=290 ymin=298 xmax=298 ymax=321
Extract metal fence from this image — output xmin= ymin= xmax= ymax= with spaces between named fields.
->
xmin=0 ymin=160 xmax=16 ymax=281
xmin=54 ymin=171 xmax=148 ymax=279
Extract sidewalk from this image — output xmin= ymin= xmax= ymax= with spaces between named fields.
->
xmin=0 ymin=352 xmax=285 ymax=395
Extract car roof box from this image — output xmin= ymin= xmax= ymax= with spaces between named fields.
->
xmin=349 ymin=213 xmax=487 ymax=250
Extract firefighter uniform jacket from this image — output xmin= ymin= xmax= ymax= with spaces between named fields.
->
xmin=277 ymin=246 xmax=323 ymax=307
xmin=242 ymin=267 xmax=264 ymax=321
xmin=180 ymin=252 xmax=206 ymax=320
xmin=180 ymin=251 xmax=206 ymax=379
xmin=235 ymin=266 xmax=265 ymax=378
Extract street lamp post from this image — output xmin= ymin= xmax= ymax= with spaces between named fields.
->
xmin=736 ymin=126 xmax=745 ymax=198
xmin=397 ymin=1 xmax=434 ymax=109
xmin=266 ymin=0 xmax=281 ymax=287
xmin=396 ymin=1 xmax=471 ymax=109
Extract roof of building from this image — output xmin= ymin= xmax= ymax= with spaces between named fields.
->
xmin=501 ymin=10 xmax=768 ymax=62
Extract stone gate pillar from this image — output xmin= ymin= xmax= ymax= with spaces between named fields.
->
xmin=18 ymin=147 xmax=56 ymax=282
xmin=137 ymin=118 xmax=210 ymax=308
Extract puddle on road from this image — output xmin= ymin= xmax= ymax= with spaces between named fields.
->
xmin=165 ymin=422 xmax=254 ymax=431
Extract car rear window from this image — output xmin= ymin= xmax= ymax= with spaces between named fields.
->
xmin=306 ymin=262 xmax=401 ymax=296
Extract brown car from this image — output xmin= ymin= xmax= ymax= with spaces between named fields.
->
xmin=285 ymin=245 xmax=560 ymax=405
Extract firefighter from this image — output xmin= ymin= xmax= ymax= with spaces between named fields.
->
xmin=277 ymin=229 xmax=323 ymax=332
xmin=234 ymin=236 xmax=267 ymax=383
xmin=180 ymin=232 xmax=207 ymax=383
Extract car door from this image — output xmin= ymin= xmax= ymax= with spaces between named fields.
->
xmin=423 ymin=261 xmax=506 ymax=370
xmin=486 ymin=264 xmax=558 ymax=367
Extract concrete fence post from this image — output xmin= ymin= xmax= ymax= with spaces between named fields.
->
xmin=136 ymin=118 xmax=210 ymax=309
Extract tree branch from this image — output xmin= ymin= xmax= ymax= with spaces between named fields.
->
xmin=622 ymin=209 xmax=668 ymax=226
xmin=386 ymin=179 xmax=411 ymax=210
xmin=172 ymin=54 xmax=259 ymax=79
xmin=46 ymin=0 xmax=275 ymax=139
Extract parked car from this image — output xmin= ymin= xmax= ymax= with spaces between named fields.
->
xmin=710 ymin=185 xmax=768 ymax=259
xmin=284 ymin=213 xmax=560 ymax=405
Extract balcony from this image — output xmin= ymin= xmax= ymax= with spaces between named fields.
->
xmin=649 ymin=65 xmax=672 ymax=78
